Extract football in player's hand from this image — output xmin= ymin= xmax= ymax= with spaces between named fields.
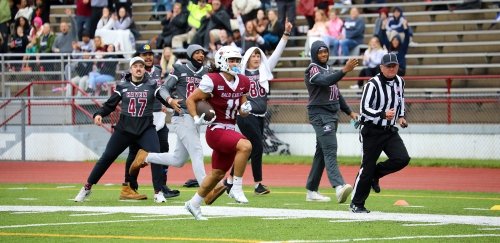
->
xmin=196 ymin=100 xmax=215 ymax=121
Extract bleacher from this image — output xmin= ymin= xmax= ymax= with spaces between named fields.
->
xmin=30 ymin=0 xmax=500 ymax=91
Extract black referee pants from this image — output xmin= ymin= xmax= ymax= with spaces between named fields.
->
xmin=234 ymin=114 xmax=265 ymax=182
xmin=352 ymin=125 xmax=410 ymax=207
xmin=87 ymin=127 xmax=160 ymax=185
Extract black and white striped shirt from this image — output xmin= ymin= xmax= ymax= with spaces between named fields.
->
xmin=360 ymin=73 xmax=406 ymax=126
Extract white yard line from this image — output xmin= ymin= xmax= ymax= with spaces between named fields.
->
xmin=0 ymin=205 xmax=499 ymax=228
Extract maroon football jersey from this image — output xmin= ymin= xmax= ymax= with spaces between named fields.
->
xmin=205 ymin=73 xmax=250 ymax=125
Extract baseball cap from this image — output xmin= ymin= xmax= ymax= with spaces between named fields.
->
xmin=186 ymin=44 xmax=207 ymax=58
xmin=381 ymin=53 xmax=399 ymax=66
xmin=136 ymin=44 xmax=154 ymax=55
xmin=129 ymin=56 xmax=145 ymax=68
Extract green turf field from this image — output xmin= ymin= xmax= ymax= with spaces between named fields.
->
xmin=0 ymin=184 xmax=499 ymax=242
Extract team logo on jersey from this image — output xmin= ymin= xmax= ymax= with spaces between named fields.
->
xmin=323 ymin=125 xmax=332 ymax=133
xmin=123 ymin=89 xmax=128 ymax=92
xmin=309 ymin=66 xmax=320 ymax=78
xmin=217 ymin=85 xmax=224 ymax=90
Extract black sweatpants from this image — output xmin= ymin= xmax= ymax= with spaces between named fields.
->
xmin=234 ymin=114 xmax=265 ymax=182
xmin=351 ymin=124 xmax=411 ymax=207
xmin=125 ymin=125 xmax=169 ymax=191
xmin=87 ymin=127 xmax=160 ymax=185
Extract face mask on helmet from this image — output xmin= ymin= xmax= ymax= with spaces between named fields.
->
xmin=214 ymin=46 xmax=242 ymax=76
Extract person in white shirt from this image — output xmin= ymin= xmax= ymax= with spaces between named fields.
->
xmin=352 ymin=36 xmax=387 ymax=89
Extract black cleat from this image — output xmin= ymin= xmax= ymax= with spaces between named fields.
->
xmin=372 ymin=178 xmax=381 ymax=193
xmin=223 ymin=179 xmax=233 ymax=195
xmin=161 ymin=185 xmax=180 ymax=198
xmin=350 ymin=203 xmax=371 ymax=213
xmin=254 ymin=183 xmax=270 ymax=195
xmin=183 ymin=178 xmax=199 ymax=188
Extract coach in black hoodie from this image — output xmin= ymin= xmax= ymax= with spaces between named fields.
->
xmin=304 ymin=40 xmax=359 ymax=204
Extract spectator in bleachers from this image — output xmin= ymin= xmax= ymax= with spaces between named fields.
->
xmin=160 ymin=46 xmax=176 ymax=77
xmin=94 ymin=35 xmax=107 ymax=52
xmin=231 ymin=0 xmax=261 ymax=23
xmin=255 ymin=9 xmax=269 ymax=35
xmin=261 ymin=9 xmax=284 ymax=53
xmin=322 ymin=8 xmax=343 ymax=57
xmin=335 ymin=7 xmax=365 ymax=60
xmin=297 ymin=0 xmax=332 ymax=30
xmin=78 ymin=30 xmax=95 ymax=52
xmin=32 ymin=0 xmax=50 ymax=25
xmin=109 ymin=0 xmax=132 ymax=16
xmin=304 ymin=9 xmax=328 ymax=57
xmin=193 ymin=0 xmax=232 ymax=50
xmin=0 ymin=0 xmax=10 ymax=54
xmin=28 ymin=16 xmax=43 ymax=41
xmin=14 ymin=0 xmax=33 ymax=22
xmin=363 ymin=0 xmax=387 ymax=14
xmin=7 ymin=25 xmax=29 ymax=71
xmin=211 ymin=29 xmax=240 ymax=57
xmin=52 ymin=9 xmax=78 ymax=54
xmin=386 ymin=7 xmax=412 ymax=42
xmin=276 ymin=0 xmax=296 ymax=35
xmin=171 ymin=0 xmax=212 ymax=49
xmin=90 ymin=0 xmax=109 ymax=38
xmin=113 ymin=6 xmax=131 ymax=30
xmin=14 ymin=16 xmax=31 ymax=37
xmin=86 ymin=44 xmax=119 ymax=95
xmin=372 ymin=8 xmax=388 ymax=37
xmin=379 ymin=18 xmax=409 ymax=76
xmin=238 ymin=17 xmax=264 ymax=52
xmin=156 ymin=2 xmax=189 ymax=49
xmin=9 ymin=0 xmax=18 ymax=21
xmin=151 ymin=0 xmax=175 ymax=20
xmin=67 ymin=49 xmax=93 ymax=96
xmin=75 ymin=0 xmax=92 ymax=41
xmin=351 ymin=36 xmax=386 ymax=89
xmin=33 ymin=23 xmax=55 ymax=72
xmin=96 ymin=7 xmax=115 ymax=30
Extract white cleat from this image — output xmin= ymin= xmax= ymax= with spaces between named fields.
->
xmin=228 ymin=187 xmax=249 ymax=204
xmin=154 ymin=193 xmax=166 ymax=203
xmin=184 ymin=201 xmax=207 ymax=220
xmin=74 ymin=187 xmax=91 ymax=202
xmin=336 ymin=184 xmax=353 ymax=203
xmin=306 ymin=190 xmax=331 ymax=202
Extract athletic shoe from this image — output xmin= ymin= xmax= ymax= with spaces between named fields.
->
xmin=254 ymin=183 xmax=270 ymax=195
xmin=335 ymin=184 xmax=353 ymax=203
xmin=204 ymin=183 xmax=228 ymax=205
xmin=228 ymin=187 xmax=249 ymax=204
xmin=161 ymin=185 xmax=180 ymax=198
xmin=129 ymin=149 xmax=149 ymax=175
xmin=184 ymin=201 xmax=207 ymax=220
xmin=306 ymin=190 xmax=331 ymax=202
xmin=350 ymin=203 xmax=370 ymax=213
xmin=120 ymin=183 xmax=147 ymax=200
xmin=74 ymin=187 xmax=91 ymax=202
xmin=223 ymin=179 xmax=232 ymax=195
xmin=372 ymin=178 xmax=381 ymax=193
xmin=154 ymin=192 xmax=167 ymax=203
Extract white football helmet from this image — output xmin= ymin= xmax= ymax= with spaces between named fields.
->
xmin=214 ymin=45 xmax=242 ymax=76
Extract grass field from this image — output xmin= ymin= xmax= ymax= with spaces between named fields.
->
xmin=0 ymin=183 xmax=499 ymax=242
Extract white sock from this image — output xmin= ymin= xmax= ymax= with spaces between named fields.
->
xmin=190 ymin=193 xmax=203 ymax=207
xmin=254 ymin=183 xmax=260 ymax=189
xmin=227 ymin=177 xmax=233 ymax=184
xmin=233 ymin=176 xmax=243 ymax=189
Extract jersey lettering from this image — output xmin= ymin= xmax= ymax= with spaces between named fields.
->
xmin=225 ymin=98 xmax=240 ymax=119
xmin=249 ymin=81 xmax=266 ymax=98
xmin=127 ymin=97 xmax=148 ymax=117
xmin=329 ymin=85 xmax=339 ymax=101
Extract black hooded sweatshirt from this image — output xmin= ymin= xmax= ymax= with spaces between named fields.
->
xmin=304 ymin=40 xmax=352 ymax=115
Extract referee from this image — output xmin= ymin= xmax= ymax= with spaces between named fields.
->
xmin=350 ymin=53 xmax=411 ymax=213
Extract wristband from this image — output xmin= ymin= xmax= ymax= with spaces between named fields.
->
xmin=283 ymin=32 xmax=290 ymax=36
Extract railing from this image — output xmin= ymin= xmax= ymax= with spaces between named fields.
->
xmin=271 ymin=75 xmax=500 ymax=124
xmin=0 ymin=81 xmax=116 ymax=133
